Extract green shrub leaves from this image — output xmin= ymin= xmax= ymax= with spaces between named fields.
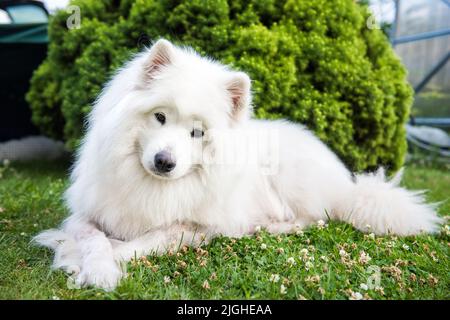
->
xmin=26 ymin=0 xmax=413 ymax=171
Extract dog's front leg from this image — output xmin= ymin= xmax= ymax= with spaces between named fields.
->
xmin=64 ymin=219 xmax=123 ymax=291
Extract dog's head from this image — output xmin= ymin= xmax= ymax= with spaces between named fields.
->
xmin=131 ymin=39 xmax=252 ymax=180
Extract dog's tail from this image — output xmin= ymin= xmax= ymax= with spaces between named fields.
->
xmin=32 ymin=229 xmax=82 ymax=274
xmin=335 ymin=168 xmax=443 ymax=236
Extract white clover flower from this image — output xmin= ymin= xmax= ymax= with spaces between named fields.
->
xmin=287 ymin=257 xmax=296 ymax=266
xmin=164 ymin=276 xmax=171 ymax=284
xmin=270 ymin=274 xmax=280 ymax=283
xmin=317 ymin=220 xmax=326 ymax=229
xmin=402 ymin=244 xmax=410 ymax=250
xmin=320 ymin=255 xmax=329 ymax=262
xmin=368 ymin=233 xmax=375 ymax=239
xmin=202 ymin=280 xmax=210 ymax=290
xmin=443 ymin=225 xmax=449 ymax=236
xmin=305 ymin=261 xmax=314 ymax=270
xmin=305 ymin=275 xmax=321 ymax=284
xmin=339 ymin=249 xmax=347 ymax=257
xmin=260 ymin=243 xmax=267 ymax=250
xmin=300 ymin=248 xmax=309 ymax=256
xmin=295 ymin=229 xmax=304 ymax=236
xmin=350 ymin=292 xmax=363 ymax=300
xmin=255 ymin=225 xmax=262 ymax=233
xmin=2 ymin=159 xmax=10 ymax=167
xmin=52 ymin=296 xmax=60 ymax=300
xmin=375 ymin=286 xmax=384 ymax=294
xmin=358 ymin=251 xmax=371 ymax=265
xmin=386 ymin=241 xmax=396 ymax=248
xmin=280 ymin=284 xmax=287 ymax=295
xmin=360 ymin=283 xmax=369 ymax=291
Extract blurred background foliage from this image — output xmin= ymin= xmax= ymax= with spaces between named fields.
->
xmin=26 ymin=0 xmax=414 ymax=172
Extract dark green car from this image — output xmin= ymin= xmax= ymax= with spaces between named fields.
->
xmin=0 ymin=0 xmax=49 ymax=141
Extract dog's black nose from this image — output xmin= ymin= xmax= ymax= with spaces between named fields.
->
xmin=154 ymin=151 xmax=176 ymax=173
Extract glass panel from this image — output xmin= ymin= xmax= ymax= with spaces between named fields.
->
xmin=395 ymin=35 xmax=450 ymax=88
xmin=6 ymin=4 xmax=48 ymax=24
xmin=412 ymin=61 xmax=450 ymax=118
xmin=396 ymin=0 xmax=450 ymax=37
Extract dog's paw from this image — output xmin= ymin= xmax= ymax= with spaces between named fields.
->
xmin=75 ymin=259 xmax=123 ymax=291
xmin=63 ymin=264 xmax=81 ymax=275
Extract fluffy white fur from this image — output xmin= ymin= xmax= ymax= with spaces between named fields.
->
xmin=34 ymin=39 xmax=442 ymax=290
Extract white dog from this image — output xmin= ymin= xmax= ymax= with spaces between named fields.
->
xmin=34 ymin=39 xmax=442 ymax=290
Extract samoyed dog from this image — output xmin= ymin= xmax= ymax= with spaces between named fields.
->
xmin=35 ymin=39 xmax=442 ymax=290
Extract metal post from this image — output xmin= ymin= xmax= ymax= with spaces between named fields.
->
xmin=392 ymin=29 xmax=450 ymax=45
xmin=390 ymin=0 xmax=400 ymax=46
xmin=414 ymin=52 xmax=450 ymax=93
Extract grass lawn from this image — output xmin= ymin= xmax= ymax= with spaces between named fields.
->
xmin=0 ymin=159 xmax=448 ymax=300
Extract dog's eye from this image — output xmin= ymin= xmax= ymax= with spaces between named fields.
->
xmin=154 ymin=112 xmax=166 ymax=125
xmin=191 ymin=128 xmax=204 ymax=138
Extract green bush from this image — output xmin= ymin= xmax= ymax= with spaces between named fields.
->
xmin=27 ymin=0 xmax=413 ymax=172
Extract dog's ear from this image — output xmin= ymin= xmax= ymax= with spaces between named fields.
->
xmin=226 ymin=72 xmax=251 ymax=121
xmin=143 ymin=39 xmax=175 ymax=82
